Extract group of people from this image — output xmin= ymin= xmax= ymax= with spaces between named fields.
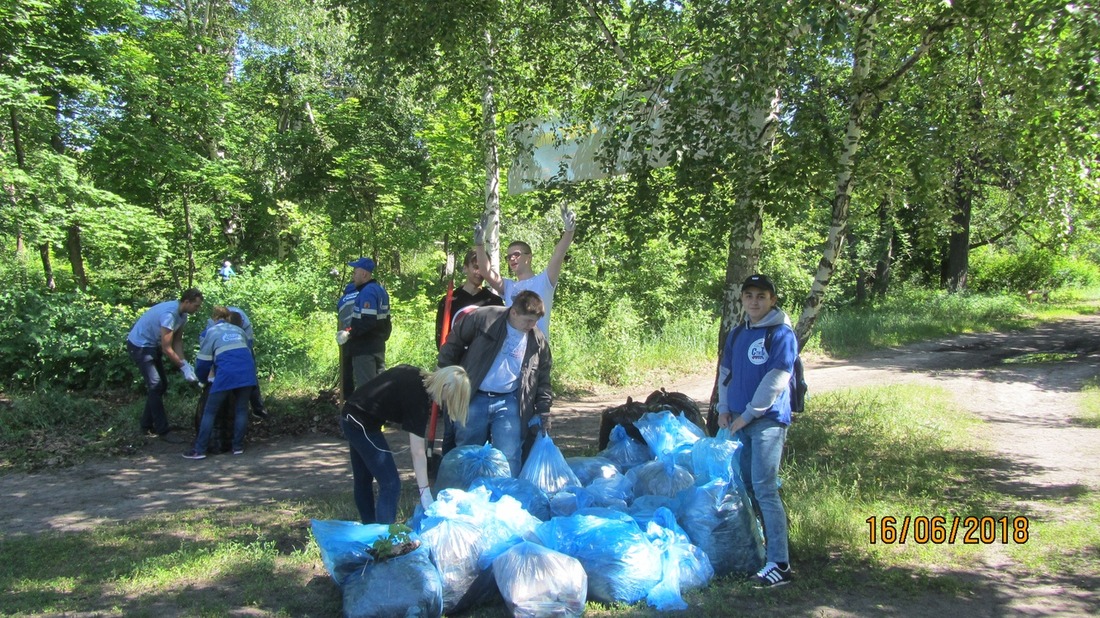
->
xmin=126 ymin=291 xmax=266 ymax=459
xmin=126 ymin=204 xmax=798 ymax=589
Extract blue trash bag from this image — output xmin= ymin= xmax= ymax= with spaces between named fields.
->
xmin=493 ymin=541 xmax=587 ymax=618
xmin=310 ymin=519 xmax=394 ymax=586
xmin=434 ymin=443 xmax=512 ymax=492
xmin=598 ymin=425 xmax=653 ymax=471
xmin=676 ymin=479 xmax=765 ymax=577
xmin=626 ymin=494 xmax=675 ymax=529
xmin=634 ymin=410 xmax=703 ymax=459
xmin=566 ymin=456 xmax=622 ymax=486
xmin=470 ymin=476 xmax=552 ymax=521
xmin=584 ymin=474 xmax=634 ymax=510
xmin=549 ymin=487 xmax=592 ymax=518
xmin=644 ymin=509 xmax=715 ymax=611
xmin=535 ymin=513 xmax=663 ymax=605
xmin=520 ymin=433 xmax=581 ymax=494
xmin=626 ymin=460 xmax=695 ymax=498
xmin=690 ymin=428 xmax=741 ymax=485
xmin=342 ymin=544 xmax=444 ymax=618
xmin=649 ymin=506 xmax=714 ymax=590
xmin=418 ymin=518 xmax=500 ymax=614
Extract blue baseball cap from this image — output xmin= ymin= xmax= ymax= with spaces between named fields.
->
xmin=347 ymin=257 xmax=375 ymax=272
xmin=741 ymin=274 xmax=776 ymax=295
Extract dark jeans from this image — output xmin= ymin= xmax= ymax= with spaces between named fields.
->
xmin=193 ymin=386 xmax=252 ymax=454
xmin=340 ymin=415 xmax=400 ymax=524
xmin=127 ymin=341 xmax=169 ymax=435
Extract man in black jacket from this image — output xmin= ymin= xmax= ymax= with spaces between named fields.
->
xmin=437 ymin=290 xmax=552 ymax=476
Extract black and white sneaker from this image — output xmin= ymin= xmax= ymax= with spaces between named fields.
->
xmin=751 ymin=562 xmax=792 ymax=588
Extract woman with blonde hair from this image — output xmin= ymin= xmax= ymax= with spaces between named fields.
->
xmin=340 ymin=364 xmax=470 ymax=523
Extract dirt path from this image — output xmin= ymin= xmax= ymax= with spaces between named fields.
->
xmin=3 ymin=315 xmax=1099 ymax=615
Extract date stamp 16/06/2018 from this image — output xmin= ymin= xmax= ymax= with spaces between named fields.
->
xmin=866 ymin=515 xmax=1030 ymax=545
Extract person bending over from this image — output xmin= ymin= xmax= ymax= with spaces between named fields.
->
xmin=341 ymin=365 xmax=470 ymax=524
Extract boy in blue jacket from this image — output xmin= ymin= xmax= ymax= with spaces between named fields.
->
xmin=184 ymin=309 xmax=258 ymax=459
xmin=716 ymin=274 xmax=798 ymax=588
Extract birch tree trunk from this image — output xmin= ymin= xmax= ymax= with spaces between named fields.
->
xmin=793 ymin=9 xmax=953 ymax=345
xmin=480 ymin=28 xmax=502 ymax=272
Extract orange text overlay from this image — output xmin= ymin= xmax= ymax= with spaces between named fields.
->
xmin=866 ymin=515 xmax=1030 ymax=545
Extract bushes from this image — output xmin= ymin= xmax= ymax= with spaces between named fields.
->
xmin=969 ymin=246 xmax=1100 ymax=293
xmin=0 ymin=286 xmax=138 ymax=390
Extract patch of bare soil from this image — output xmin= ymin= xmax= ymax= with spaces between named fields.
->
xmin=2 ymin=316 xmax=1099 ymax=616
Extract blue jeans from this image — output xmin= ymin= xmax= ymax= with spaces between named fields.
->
xmin=341 ymin=416 xmax=400 ymax=524
xmin=457 ymin=391 xmax=522 ymax=476
xmin=193 ymin=386 xmax=252 ymax=454
xmin=738 ymin=417 xmax=789 ymax=564
xmin=127 ymin=342 xmax=169 ymax=435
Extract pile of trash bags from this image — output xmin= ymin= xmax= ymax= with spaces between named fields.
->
xmin=313 ymin=408 xmax=765 ymax=618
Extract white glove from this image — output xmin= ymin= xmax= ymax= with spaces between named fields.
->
xmin=473 ymin=219 xmax=485 ymax=245
xmin=561 ymin=203 xmax=576 ymax=232
xmin=180 ymin=361 xmax=198 ymax=383
xmin=419 ymin=486 xmax=434 ymax=510
xmin=336 ymin=330 xmax=350 ymax=345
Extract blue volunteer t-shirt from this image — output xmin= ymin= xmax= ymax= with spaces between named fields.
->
xmin=720 ymin=321 xmax=798 ymax=425
xmin=127 ymin=300 xmax=188 ymax=348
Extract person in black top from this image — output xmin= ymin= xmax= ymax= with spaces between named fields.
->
xmin=435 ymin=249 xmax=504 ymax=456
xmin=340 ymin=364 xmax=470 ymax=524
xmin=435 ymin=249 xmax=504 ymax=348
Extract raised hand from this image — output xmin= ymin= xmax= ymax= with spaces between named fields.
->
xmin=561 ymin=203 xmax=576 ymax=232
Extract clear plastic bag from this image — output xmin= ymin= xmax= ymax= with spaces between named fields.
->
xmin=493 ymin=541 xmax=588 ymax=618
xmin=626 ymin=460 xmax=695 ymax=498
xmin=566 ymin=456 xmax=622 ymax=486
xmin=598 ymin=424 xmax=653 ymax=471
xmin=418 ymin=518 xmax=500 ymax=614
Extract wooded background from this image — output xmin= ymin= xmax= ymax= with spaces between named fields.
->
xmin=2 ymin=0 xmax=1097 ymax=390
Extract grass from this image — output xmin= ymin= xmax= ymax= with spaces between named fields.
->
xmin=3 ymin=382 xmax=1097 ymax=616
xmin=1079 ymin=378 xmax=1100 ymax=429
xmin=807 ymin=285 xmax=1100 ymax=358
xmin=3 ymin=286 xmax=1099 ymax=615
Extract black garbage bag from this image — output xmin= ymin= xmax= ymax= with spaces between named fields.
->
xmin=342 ymin=545 xmax=443 ymax=618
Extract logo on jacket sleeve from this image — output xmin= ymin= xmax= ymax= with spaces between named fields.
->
xmin=747 ymin=337 xmax=769 ymax=365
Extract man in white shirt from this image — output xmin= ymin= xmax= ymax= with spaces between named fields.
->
xmin=474 ymin=203 xmax=576 ymax=339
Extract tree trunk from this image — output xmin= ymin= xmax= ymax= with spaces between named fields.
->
xmin=945 ymin=161 xmax=973 ymax=293
xmin=183 ymin=192 xmax=196 ymax=287
xmin=706 ymin=87 xmax=781 ymax=434
xmin=67 ymin=224 xmax=88 ymax=291
xmin=40 ymin=243 xmax=56 ymax=290
xmin=480 ymin=29 xmax=502 ymax=270
xmin=872 ymin=196 xmax=894 ymax=298
xmin=794 ymin=10 xmax=952 ymax=342
xmin=793 ymin=10 xmax=879 ymax=346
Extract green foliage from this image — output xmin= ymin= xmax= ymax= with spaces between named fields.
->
xmin=811 ymin=286 xmax=1032 ymax=357
xmin=968 ymin=245 xmax=1100 ymax=293
xmin=0 ymin=279 xmax=137 ymax=390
